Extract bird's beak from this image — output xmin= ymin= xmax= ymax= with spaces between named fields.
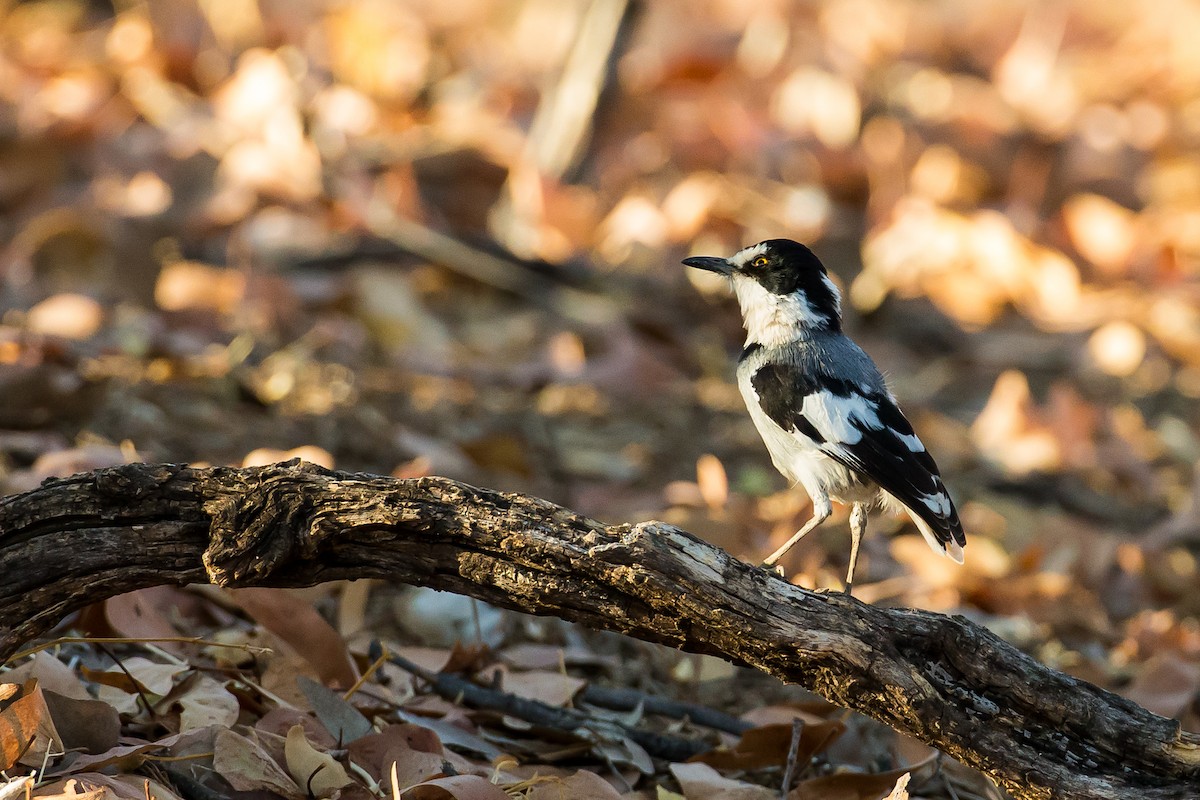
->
xmin=682 ymin=256 xmax=733 ymax=276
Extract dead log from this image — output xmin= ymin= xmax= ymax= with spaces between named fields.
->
xmin=1 ymin=460 xmax=1197 ymax=799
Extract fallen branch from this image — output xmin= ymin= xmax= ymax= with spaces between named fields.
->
xmin=579 ymin=684 xmax=752 ymax=736
xmin=383 ymin=649 xmax=710 ymax=762
xmin=1 ymin=461 xmax=1197 ymax=799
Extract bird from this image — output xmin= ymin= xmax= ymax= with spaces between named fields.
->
xmin=683 ymin=239 xmax=965 ymax=592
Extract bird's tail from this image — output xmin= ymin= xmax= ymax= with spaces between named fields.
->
xmin=905 ymin=507 xmax=965 ymax=564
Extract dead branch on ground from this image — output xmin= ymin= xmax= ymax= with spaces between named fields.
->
xmin=1 ymin=460 xmax=1197 ymax=800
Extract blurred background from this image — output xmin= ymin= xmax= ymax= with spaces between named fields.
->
xmin=1 ymin=0 xmax=1198 ymax=792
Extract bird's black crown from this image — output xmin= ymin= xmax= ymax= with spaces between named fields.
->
xmin=742 ymin=239 xmax=832 ymax=297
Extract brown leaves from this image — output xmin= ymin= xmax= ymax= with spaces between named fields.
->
xmin=691 ymin=719 xmax=844 ymax=772
xmin=40 ymin=691 xmax=120 ymax=757
xmin=215 ymin=728 xmax=304 ymax=797
xmin=4 ymin=0 xmax=1200 ymax=796
xmin=400 ymin=776 xmax=510 ymax=800
xmin=284 ymin=724 xmax=354 ymax=796
xmin=1121 ymin=653 xmax=1200 ymax=721
xmin=670 ymin=763 xmax=776 ymax=799
xmin=0 ymin=682 xmax=43 ymax=771
xmin=2 ymin=617 xmax=940 ymax=800
xmin=228 ymin=588 xmax=360 ymax=688
xmin=348 ymin=725 xmax=445 ymax=789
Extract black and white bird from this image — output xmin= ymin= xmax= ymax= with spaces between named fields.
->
xmin=684 ymin=239 xmax=965 ymax=591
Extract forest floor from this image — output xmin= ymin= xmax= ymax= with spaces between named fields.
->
xmin=1 ymin=2 xmax=1199 ymax=799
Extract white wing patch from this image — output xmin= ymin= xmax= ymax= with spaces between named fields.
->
xmin=800 ymin=390 xmax=881 ymax=445
xmin=919 ymin=493 xmax=948 ymax=515
xmin=805 ymin=389 xmax=960 ymax=538
xmin=893 ymin=430 xmax=926 ymax=452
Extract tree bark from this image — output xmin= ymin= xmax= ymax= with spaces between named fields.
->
xmin=1 ymin=461 xmax=1197 ymax=799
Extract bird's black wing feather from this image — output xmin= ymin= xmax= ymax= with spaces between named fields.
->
xmin=751 ymin=362 xmax=965 ymax=550
xmin=830 ymin=399 xmax=965 ymax=549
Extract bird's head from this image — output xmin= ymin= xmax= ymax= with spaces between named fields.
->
xmin=684 ymin=239 xmax=842 ymax=339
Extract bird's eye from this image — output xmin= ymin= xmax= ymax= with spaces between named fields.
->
xmin=752 ymin=256 xmax=768 ymax=267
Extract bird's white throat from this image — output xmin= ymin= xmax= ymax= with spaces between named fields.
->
xmin=732 ymin=274 xmax=836 ymax=347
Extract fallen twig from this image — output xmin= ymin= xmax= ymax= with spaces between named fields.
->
xmin=381 ymin=648 xmax=713 ymax=762
xmin=579 ymin=684 xmax=753 ymax=736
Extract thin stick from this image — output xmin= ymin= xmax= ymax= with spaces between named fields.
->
xmin=343 ymin=643 xmax=389 ymax=701
xmin=525 ymin=0 xmax=631 ymax=179
xmin=579 ymin=684 xmax=752 ymax=735
xmin=779 ymin=718 xmax=805 ymax=799
xmin=385 ymin=651 xmax=711 ymax=762
xmin=6 ymin=636 xmax=272 ymax=662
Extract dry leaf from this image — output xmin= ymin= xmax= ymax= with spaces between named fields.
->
xmin=242 ymin=446 xmax=336 ymax=469
xmin=154 ymin=260 xmax=245 ymax=313
xmin=401 ymin=775 xmax=511 ymax=799
xmin=44 ymin=728 xmax=212 ymax=778
xmin=691 ymin=720 xmax=844 ymax=771
xmin=392 ymin=709 xmax=505 ymax=761
xmin=494 ymin=669 xmax=585 ymax=708
xmin=338 ymin=579 xmax=373 ymax=637
xmin=91 ymin=658 xmax=189 ymax=715
xmin=0 ymin=776 xmax=34 ymax=799
xmin=176 ymin=674 xmax=240 ymax=730
xmin=284 ymin=724 xmax=354 ymax=796
xmin=1062 ymin=193 xmax=1137 ymax=274
xmin=257 ymin=708 xmax=338 ymax=748
xmin=970 ymin=370 xmax=1061 ymax=475
xmin=102 ymin=587 xmax=194 ymax=653
xmin=669 ymin=763 xmax=776 ymax=800
xmin=525 ymin=770 xmax=626 ymax=799
xmin=347 ymin=724 xmax=445 ymax=786
xmin=28 ymin=446 xmax=131 ymax=483
xmin=0 ymin=683 xmax=45 ymax=771
xmin=1121 ymin=653 xmax=1200 ymax=720
xmin=1088 ymin=321 xmax=1146 ymax=377
xmin=1 ymin=653 xmax=90 ymax=701
xmin=696 ymin=454 xmax=728 ymax=510
xmin=41 ymin=690 xmax=120 ymax=756
xmin=298 ymin=675 xmax=374 ymax=744
xmin=882 ymin=772 xmax=910 ymax=800
xmin=25 ymin=293 xmax=103 ymax=339
xmin=22 ymin=778 xmax=107 ymax=800
xmin=259 ymin=647 xmax=323 ymax=707
xmin=228 ymin=587 xmax=360 ymax=688
xmin=213 ymin=728 xmax=302 ymax=799
xmin=739 ymin=703 xmax=837 ymax=727
xmin=790 ymin=767 xmax=917 ymax=800
xmin=36 ymin=774 xmax=184 ymax=800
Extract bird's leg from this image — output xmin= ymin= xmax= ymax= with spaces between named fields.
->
xmin=762 ymin=497 xmax=831 ymax=570
xmin=845 ymin=502 xmax=868 ymax=594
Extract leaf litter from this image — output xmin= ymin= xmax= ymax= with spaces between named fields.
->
xmin=1 ymin=1 xmax=1199 ymax=799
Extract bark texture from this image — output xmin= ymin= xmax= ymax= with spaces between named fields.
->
xmin=1 ymin=461 xmax=1197 ymax=799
